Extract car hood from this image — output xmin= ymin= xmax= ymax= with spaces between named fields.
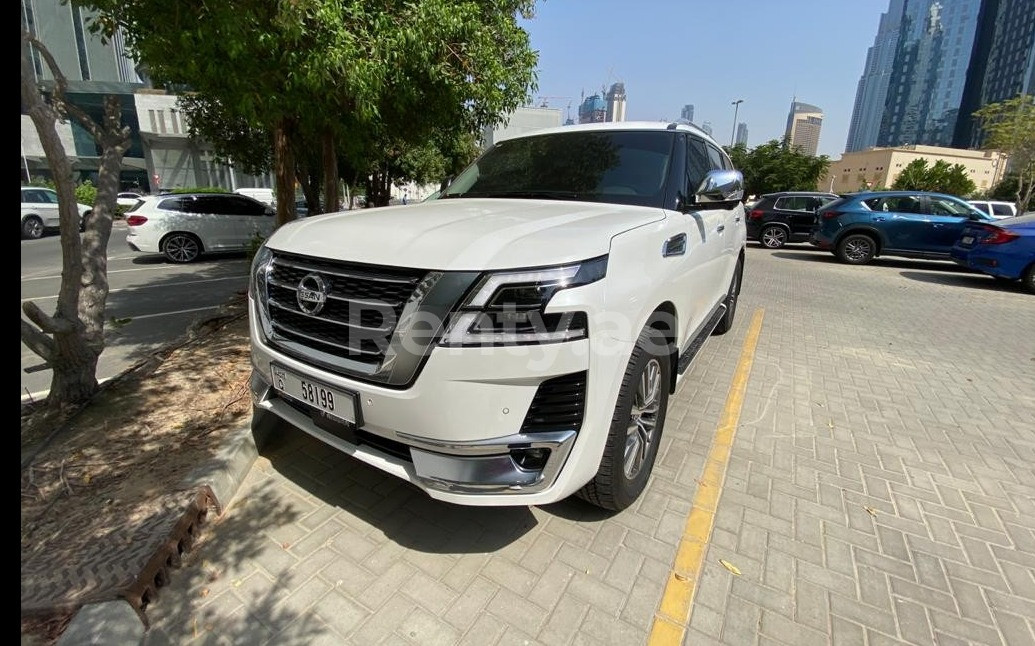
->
xmin=266 ymin=198 xmax=666 ymax=270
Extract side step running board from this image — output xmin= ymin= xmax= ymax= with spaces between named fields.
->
xmin=677 ymin=303 xmax=727 ymax=375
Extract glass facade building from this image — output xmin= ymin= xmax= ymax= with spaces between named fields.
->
xmin=846 ymin=0 xmax=906 ymax=152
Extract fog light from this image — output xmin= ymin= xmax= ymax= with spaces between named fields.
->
xmin=511 ymin=447 xmax=551 ymax=471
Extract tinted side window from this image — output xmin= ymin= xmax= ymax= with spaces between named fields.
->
xmin=774 ymin=196 xmax=810 ymax=211
xmin=869 ymin=196 xmax=923 ymax=214
xmin=22 ymin=190 xmax=42 ymax=204
xmin=159 ymin=197 xmax=186 ymax=211
xmin=991 ymin=203 xmax=1014 ymax=216
xmin=193 ymin=196 xmax=240 ymax=214
xmin=686 ymin=137 xmax=710 ymax=194
xmin=229 ymin=196 xmax=268 ymax=216
xmin=927 ymin=196 xmax=973 ymax=216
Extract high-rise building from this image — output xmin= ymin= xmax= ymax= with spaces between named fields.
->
xmin=877 ymin=0 xmax=982 ymax=149
xmin=848 ymin=0 xmax=1033 ymax=153
xmin=845 ymin=0 xmax=906 ymax=152
xmin=605 ymin=82 xmax=627 ymax=122
xmin=735 ymin=122 xmax=749 ymax=147
xmin=785 ymin=101 xmax=823 ymax=156
xmin=578 ymin=93 xmax=607 ymax=124
xmin=953 ymin=0 xmax=1035 ymax=148
xmin=680 ymin=104 xmax=694 ymax=123
xmin=700 ymin=121 xmax=713 ymax=136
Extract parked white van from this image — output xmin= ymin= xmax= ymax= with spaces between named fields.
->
xmin=235 ymin=187 xmax=275 ymax=206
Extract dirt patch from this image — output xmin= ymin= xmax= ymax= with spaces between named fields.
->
xmin=20 ymin=293 xmax=253 ymax=644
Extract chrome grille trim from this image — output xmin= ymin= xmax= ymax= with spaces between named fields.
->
xmin=272 ymin=256 xmax=420 ymax=284
xmin=267 ymin=297 xmax=394 ymax=333
xmin=268 ymin=318 xmax=385 ymax=356
xmin=267 ymin=275 xmax=406 ymax=309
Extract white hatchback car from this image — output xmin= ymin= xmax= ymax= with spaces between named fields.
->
xmin=21 ymin=186 xmax=93 ymax=239
xmin=126 ymin=192 xmax=276 ymax=262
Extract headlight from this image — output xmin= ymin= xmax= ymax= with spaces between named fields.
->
xmin=250 ymin=243 xmax=273 ymax=317
xmin=441 ymin=255 xmax=606 ymax=346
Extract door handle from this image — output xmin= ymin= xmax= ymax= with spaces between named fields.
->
xmin=873 ymin=216 xmax=885 ymax=221
xmin=716 ymin=225 xmax=725 ymax=233
xmin=933 ymin=223 xmax=944 ymax=228
xmin=734 ymin=215 xmax=742 ymax=222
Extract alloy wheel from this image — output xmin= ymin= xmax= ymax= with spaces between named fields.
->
xmin=623 ymin=358 xmax=662 ymax=479
xmin=844 ymin=237 xmax=873 ymax=262
xmin=761 ymin=227 xmax=787 ymax=248
xmin=164 ymin=235 xmax=200 ymax=263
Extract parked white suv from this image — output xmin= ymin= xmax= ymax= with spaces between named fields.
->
xmin=968 ymin=200 xmax=1017 ymax=219
xmin=21 ymin=186 xmax=93 ymax=239
xmin=249 ymin=121 xmax=746 ymax=510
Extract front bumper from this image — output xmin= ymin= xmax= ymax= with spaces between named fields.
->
xmin=248 ymin=298 xmax=629 ymax=505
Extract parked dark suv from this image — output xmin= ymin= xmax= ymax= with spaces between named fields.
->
xmin=746 ymin=191 xmax=838 ymax=248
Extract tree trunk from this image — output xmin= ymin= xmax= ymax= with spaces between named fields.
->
xmin=21 ymin=32 xmax=97 ymax=408
xmin=273 ymin=118 xmax=297 ymax=227
xmin=322 ymin=130 xmax=340 ymax=212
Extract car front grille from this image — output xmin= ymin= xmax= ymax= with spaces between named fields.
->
xmin=264 ymin=251 xmax=426 ymax=370
xmin=520 ymin=371 xmax=587 ymax=433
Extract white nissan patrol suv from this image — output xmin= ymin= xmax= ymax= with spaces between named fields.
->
xmin=249 ymin=121 xmax=746 ymax=510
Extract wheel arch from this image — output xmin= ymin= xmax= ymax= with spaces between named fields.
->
xmin=645 ymin=302 xmax=679 ymax=394
xmin=159 ymin=230 xmax=205 ymax=251
xmin=834 ymin=226 xmax=884 ymax=255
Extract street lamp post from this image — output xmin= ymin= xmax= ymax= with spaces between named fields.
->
xmin=730 ymin=99 xmax=744 ymax=147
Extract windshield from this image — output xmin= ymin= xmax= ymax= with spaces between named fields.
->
xmin=440 ymin=130 xmax=675 ymax=209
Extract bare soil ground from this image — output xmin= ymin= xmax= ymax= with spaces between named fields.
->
xmin=20 ymin=293 xmax=252 ymax=644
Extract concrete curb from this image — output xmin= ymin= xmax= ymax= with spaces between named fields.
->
xmin=55 ymin=419 xmax=262 ymax=645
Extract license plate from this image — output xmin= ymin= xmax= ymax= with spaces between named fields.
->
xmin=960 ymin=235 xmax=974 ymax=245
xmin=270 ymin=363 xmax=358 ymax=425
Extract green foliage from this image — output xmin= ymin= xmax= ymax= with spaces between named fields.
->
xmin=245 ymin=232 xmax=266 ymax=263
xmin=890 ymin=159 xmax=976 ymax=196
xmin=987 ymin=174 xmax=1035 ymax=210
xmin=972 ymin=93 xmax=1035 ymax=213
xmin=724 ymin=139 xmax=830 ymax=197
xmin=74 ymin=180 xmax=98 ymax=206
xmin=82 ymin=0 xmax=540 ymax=224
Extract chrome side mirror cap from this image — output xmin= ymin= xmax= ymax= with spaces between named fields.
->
xmin=695 ymin=169 xmax=744 ymax=204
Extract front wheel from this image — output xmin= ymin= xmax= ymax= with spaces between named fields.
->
xmin=578 ymin=326 xmax=671 ymax=511
xmin=836 ymin=233 xmax=877 ymax=265
xmin=1023 ymin=264 xmax=1035 ymax=294
xmin=22 ymin=216 xmax=44 ymax=240
xmin=162 ymin=233 xmax=202 ymax=263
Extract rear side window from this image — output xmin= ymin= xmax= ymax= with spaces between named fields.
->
xmin=774 ymin=196 xmax=812 ymax=211
xmin=991 ymin=203 xmax=1014 ymax=216
xmin=863 ymin=195 xmax=923 ymax=214
xmin=159 ymin=197 xmax=186 ymax=211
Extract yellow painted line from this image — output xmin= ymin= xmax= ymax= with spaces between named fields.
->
xmin=648 ymin=307 xmax=765 ymax=645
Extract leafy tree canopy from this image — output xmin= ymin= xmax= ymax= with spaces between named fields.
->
xmin=890 ymin=158 xmax=976 ymax=196
xmin=724 ymin=139 xmax=830 ymax=198
xmin=972 ymin=93 xmax=1035 ymax=214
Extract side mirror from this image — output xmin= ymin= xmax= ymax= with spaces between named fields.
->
xmin=695 ymin=169 xmax=744 ymax=205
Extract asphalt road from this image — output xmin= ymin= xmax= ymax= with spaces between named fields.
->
xmin=20 ymin=222 xmax=251 ymax=401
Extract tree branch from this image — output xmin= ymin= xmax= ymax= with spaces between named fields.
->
xmin=23 ymin=301 xmax=73 ymax=334
xmin=25 ymin=33 xmax=103 ymax=140
xmin=21 ymin=319 xmax=55 ymax=364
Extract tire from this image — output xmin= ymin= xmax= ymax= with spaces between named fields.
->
xmin=712 ymin=257 xmax=743 ymax=336
xmin=22 ymin=216 xmax=44 ymax=240
xmin=1023 ymin=264 xmax=1035 ymax=294
xmin=162 ymin=233 xmax=202 ymax=263
xmin=578 ymin=326 xmax=671 ymax=511
xmin=836 ymin=233 xmax=877 ymax=265
xmin=759 ymin=225 xmax=788 ymax=248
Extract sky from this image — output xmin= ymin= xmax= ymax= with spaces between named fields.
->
xmin=518 ymin=0 xmax=891 ymax=159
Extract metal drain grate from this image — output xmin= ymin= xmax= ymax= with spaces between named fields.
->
xmin=21 ymin=486 xmax=220 ymax=627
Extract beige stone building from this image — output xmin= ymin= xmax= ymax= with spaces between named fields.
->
xmin=818 ymin=145 xmax=1009 ymax=194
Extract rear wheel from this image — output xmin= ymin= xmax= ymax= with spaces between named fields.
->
xmin=760 ymin=225 xmax=788 ymax=248
xmin=578 ymin=326 xmax=670 ymax=511
xmin=162 ymin=233 xmax=202 ymax=263
xmin=836 ymin=233 xmax=877 ymax=265
xmin=22 ymin=216 xmax=44 ymax=240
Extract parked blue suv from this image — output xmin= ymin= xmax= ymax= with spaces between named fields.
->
xmin=811 ymin=191 xmax=993 ymax=264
